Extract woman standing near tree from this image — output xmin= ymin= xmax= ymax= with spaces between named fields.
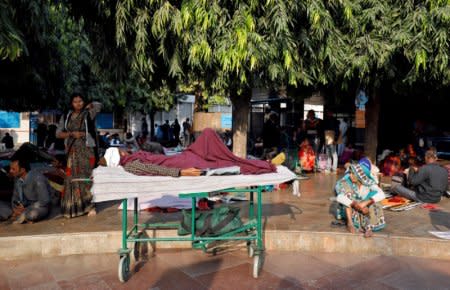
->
xmin=56 ymin=93 xmax=102 ymax=218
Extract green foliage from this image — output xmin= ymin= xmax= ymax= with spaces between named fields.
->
xmin=0 ymin=0 xmax=26 ymax=61
xmin=0 ymin=0 xmax=59 ymax=111
xmin=113 ymin=0 xmax=306 ymax=99
xmin=3 ymin=0 xmax=450 ymax=112
xmin=313 ymin=0 xmax=450 ymax=89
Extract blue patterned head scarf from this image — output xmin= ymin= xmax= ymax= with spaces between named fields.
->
xmin=358 ymin=157 xmax=371 ymax=171
xmin=349 ymin=163 xmax=375 ymax=186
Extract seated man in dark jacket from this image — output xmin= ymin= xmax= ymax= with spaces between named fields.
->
xmin=392 ymin=148 xmax=448 ymax=203
xmin=0 ymin=158 xmax=51 ymax=223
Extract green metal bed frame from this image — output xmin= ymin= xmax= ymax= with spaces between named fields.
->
xmin=116 ymin=186 xmax=265 ymax=282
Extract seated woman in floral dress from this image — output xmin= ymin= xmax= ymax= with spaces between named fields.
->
xmin=298 ymin=139 xmax=316 ymax=172
xmin=335 ymin=163 xmax=386 ymax=237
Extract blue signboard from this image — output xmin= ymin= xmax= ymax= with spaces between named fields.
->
xmin=0 ymin=111 xmax=20 ymax=128
xmin=96 ymin=113 xmax=114 ymax=129
xmin=221 ymin=114 xmax=232 ymax=129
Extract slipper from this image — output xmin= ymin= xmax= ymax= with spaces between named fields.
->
xmin=330 ymin=220 xmax=346 ymax=227
xmin=12 ymin=214 xmax=26 ymax=224
xmin=364 ymin=230 xmax=374 ymax=238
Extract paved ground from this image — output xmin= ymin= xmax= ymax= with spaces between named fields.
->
xmin=1 ymin=169 xmax=450 ymax=289
xmin=1 ymin=170 xmax=449 ymax=240
xmin=1 ymin=249 xmax=450 ymax=290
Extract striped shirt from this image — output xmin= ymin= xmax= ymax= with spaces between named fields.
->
xmin=123 ymin=160 xmax=180 ymax=177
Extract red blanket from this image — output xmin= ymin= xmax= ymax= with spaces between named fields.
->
xmin=120 ymin=128 xmax=276 ymax=174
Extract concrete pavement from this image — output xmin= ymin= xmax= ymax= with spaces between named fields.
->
xmin=1 ymin=250 xmax=450 ymax=289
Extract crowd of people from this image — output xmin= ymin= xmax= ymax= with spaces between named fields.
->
xmin=257 ymin=108 xmax=449 ymax=238
xmin=153 ymin=118 xmax=192 ymax=147
xmin=0 ymin=92 xmax=202 ymax=224
xmin=0 ymin=97 xmax=449 ymax=243
xmin=333 ymin=147 xmax=449 ymax=237
xmin=259 ymin=109 xmax=350 ymax=174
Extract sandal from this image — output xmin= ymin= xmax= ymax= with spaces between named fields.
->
xmin=364 ymin=229 xmax=373 ymax=238
xmin=330 ymin=220 xmax=346 ymax=227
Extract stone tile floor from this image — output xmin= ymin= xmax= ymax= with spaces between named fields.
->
xmin=1 ymin=249 xmax=450 ymax=290
xmin=1 ymin=170 xmax=450 ymax=289
xmin=1 ymin=171 xmax=449 ymax=240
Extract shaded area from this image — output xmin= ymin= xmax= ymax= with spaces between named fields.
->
xmin=429 ymin=210 xmax=450 ymax=231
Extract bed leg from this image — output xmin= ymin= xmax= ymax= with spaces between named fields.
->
xmin=256 ymin=186 xmax=263 ymax=251
xmin=249 ymin=190 xmax=254 ymax=220
xmin=121 ymin=199 xmax=128 ymax=251
xmin=133 ymin=198 xmax=138 ymax=234
xmin=191 ymin=197 xmax=196 ymax=244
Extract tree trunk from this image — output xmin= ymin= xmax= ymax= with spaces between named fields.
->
xmin=364 ymin=87 xmax=381 ymax=162
xmin=230 ymin=91 xmax=251 ymax=158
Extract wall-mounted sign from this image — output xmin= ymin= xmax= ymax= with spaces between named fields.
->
xmin=221 ymin=114 xmax=232 ymax=129
xmin=96 ymin=113 xmax=114 ymax=129
xmin=0 ymin=111 xmax=20 ymax=128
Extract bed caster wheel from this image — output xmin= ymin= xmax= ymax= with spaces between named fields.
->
xmin=252 ymin=254 xmax=260 ymax=278
xmin=247 ymin=242 xmax=254 ymax=258
xmin=118 ymin=255 xmax=130 ymax=283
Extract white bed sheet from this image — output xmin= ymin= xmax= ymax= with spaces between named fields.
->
xmin=91 ymin=165 xmax=298 ymax=203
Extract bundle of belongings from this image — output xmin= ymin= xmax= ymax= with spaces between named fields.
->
xmin=380 ymin=172 xmax=422 ymax=211
xmin=380 ymin=196 xmax=422 ymax=211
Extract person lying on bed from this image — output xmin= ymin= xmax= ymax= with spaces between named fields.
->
xmin=98 ymin=148 xmax=201 ymax=177
xmin=119 ymin=128 xmax=276 ymax=175
xmin=98 ymin=128 xmax=275 ymax=177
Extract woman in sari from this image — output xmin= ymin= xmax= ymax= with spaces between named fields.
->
xmin=57 ymin=93 xmax=101 ymax=218
xmin=298 ymin=139 xmax=316 ymax=172
xmin=335 ymin=163 xmax=386 ymax=237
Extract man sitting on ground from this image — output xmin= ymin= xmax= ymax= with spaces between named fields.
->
xmin=0 ymin=158 xmax=52 ymax=223
xmin=391 ymin=148 xmax=448 ymax=203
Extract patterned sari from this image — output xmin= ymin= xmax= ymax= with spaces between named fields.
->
xmin=335 ymin=175 xmax=386 ymax=232
xmin=61 ymin=111 xmax=96 ymax=218
xmin=298 ymin=142 xmax=315 ymax=171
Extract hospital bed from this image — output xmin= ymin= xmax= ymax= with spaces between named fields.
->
xmin=91 ymin=165 xmax=298 ymax=282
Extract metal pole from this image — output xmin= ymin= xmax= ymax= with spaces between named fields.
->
xmin=122 ymin=199 xmax=128 ymax=250
xmin=191 ymin=197 xmax=196 ymax=242
xmin=133 ymin=198 xmax=138 ymax=233
xmin=257 ymin=186 xmax=263 ymax=250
